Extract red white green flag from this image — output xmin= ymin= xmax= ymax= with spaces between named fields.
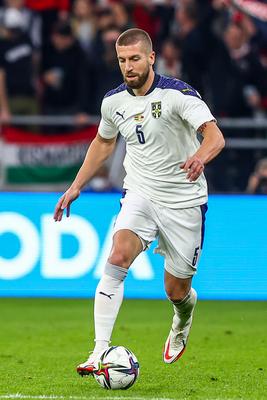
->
xmin=1 ymin=126 xmax=97 ymax=184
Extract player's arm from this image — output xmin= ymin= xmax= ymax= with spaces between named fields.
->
xmin=181 ymin=121 xmax=225 ymax=181
xmin=54 ymin=133 xmax=117 ymax=221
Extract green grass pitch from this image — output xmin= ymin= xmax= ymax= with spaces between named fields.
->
xmin=0 ymin=298 xmax=266 ymax=400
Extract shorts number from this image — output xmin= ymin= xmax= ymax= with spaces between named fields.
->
xmin=136 ymin=125 xmax=145 ymax=144
xmin=192 ymin=246 xmax=200 ymax=266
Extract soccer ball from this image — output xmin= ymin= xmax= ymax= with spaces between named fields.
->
xmin=93 ymin=345 xmax=139 ymax=390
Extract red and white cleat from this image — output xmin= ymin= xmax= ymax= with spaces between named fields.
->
xmin=76 ymin=352 xmax=99 ymax=376
xmin=163 ymin=317 xmax=192 ymax=364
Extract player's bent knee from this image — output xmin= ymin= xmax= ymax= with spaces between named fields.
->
xmin=165 ymin=286 xmax=191 ymax=303
xmin=108 ymin=251 xmax=132 ymax=269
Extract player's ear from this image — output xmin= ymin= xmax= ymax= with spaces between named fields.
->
xmin=149 ymin=51 xmax=155 ymax=66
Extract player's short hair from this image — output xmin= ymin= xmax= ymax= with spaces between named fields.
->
xmin=116 ymin=28 xmax=153 ymax=53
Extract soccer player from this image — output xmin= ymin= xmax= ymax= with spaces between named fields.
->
xmin=54 ymin=28 xmax=225 ymax=373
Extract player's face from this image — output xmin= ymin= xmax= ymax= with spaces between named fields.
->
xmin=116 ymin=42 xmax=155 ymax=89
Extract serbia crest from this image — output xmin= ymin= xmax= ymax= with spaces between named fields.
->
xmin=151 ymin=101 xmax=161 ymax=119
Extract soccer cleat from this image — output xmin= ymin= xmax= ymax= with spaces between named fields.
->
xmin=76 ymin=352 xmax=99 ymax=377
xmin=163 ymin=317 xmax=192 ymax=364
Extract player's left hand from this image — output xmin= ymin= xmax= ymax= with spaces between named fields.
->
xmin=180 ymin=156 xmax=204 ymax=182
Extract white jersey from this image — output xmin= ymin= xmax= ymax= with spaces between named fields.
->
xmin=98 ymin=74 xmax=215 ymax=208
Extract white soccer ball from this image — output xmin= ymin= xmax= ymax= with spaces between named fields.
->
xmin=93 ymin=345 xmax=139 ymax=390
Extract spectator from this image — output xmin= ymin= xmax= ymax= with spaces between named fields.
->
xmin=153 ymin=0 xmax=175 ymax=50
xmin=131 ymin=0 xmax=159 ymax=42
xmin=155 ymin=37 xmax=181 ymax=78
xmin=90 ymin=25 xmax=122 ymax=114
xmin=0 ymin=0 xmax=42 ymax=52
xmin=110 ymin=1 xmax=133 ymax=32
xmin=25 ymin=0 xmax=70 ymax=52
xmin=95 ymin=5 xmax=114 ymax=32
xmin=175 ymin=0 xmax=232 ymax=115
xmin=71 ymin=0 xmax=96 ymax=55
xmin=175 ymin=0 xmax=207 ymax=93
xmin=41 ymin=20 xmax=90 ymax=131
xmin=223 ymin=21 xmax=267 ymax=117
xmin=247 ymin=158 xmax=267 ymax=194
xmin=88 ymin=6 xmax=115 ymax=59
xmin=0 ymin=8 xmax=38 ymax=123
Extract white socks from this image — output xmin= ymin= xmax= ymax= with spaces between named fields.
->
xmin=93 ymin=263 xmax=128 ymax=354
xmin=171 ymin=288 xmax=197 ymax=332
xmin=93 ymin=265 xmax=196 ymax=354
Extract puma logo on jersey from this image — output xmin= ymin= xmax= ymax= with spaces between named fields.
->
xmin=116 ymin=111 xmax=125 ymax=119
xmin=99 ymin=291 xmax=115 ymax=300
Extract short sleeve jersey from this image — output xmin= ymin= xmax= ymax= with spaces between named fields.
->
xmin=98 ymin=74 xmax=215 ymax=208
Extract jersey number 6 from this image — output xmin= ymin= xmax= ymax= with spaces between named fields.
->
xmin=136 ymin=125 xmax=145 ymax=144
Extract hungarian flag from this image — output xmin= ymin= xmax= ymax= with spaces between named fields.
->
xmin=1 ymin=126 xmax=97 ymax=184
xmin=232 ymin=0 xmax=267 ymax=21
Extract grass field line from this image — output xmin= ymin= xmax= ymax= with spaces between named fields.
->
xmin=0 ymin=395 xmax=247 ymax=400
xmin=0 ymin=396 xmax=178 ymax=400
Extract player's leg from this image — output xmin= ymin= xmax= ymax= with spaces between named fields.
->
xmin=77 ymin=229 xmax=143 ymax=376
xmin=94 ymin=229 xmax=143 ymax=353
xmin=77 ymin=191 xmax=158 ymax=376
xmin=163 ymin=271 xmax=197 ymax=363
xmin=155 ymin=204 xmax=207 ymax=363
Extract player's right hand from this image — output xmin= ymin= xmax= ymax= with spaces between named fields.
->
xmin=180 ymin=155 xmax=204 ymax=182
xmin=53 ymin=187 xmax=80 ymax=221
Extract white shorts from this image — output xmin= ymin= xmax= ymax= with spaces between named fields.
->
xmin=113 ymin=191 xmax=207 ymax=279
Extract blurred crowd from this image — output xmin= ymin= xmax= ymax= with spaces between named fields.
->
xmin=1 ymin=0 xmax=267 ymax=122
xmin=0 ymin=0 xmax=267 ymax=193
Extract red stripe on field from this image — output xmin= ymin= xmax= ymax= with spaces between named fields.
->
xmin=2 ymin=126 xmax=98 ymax=144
